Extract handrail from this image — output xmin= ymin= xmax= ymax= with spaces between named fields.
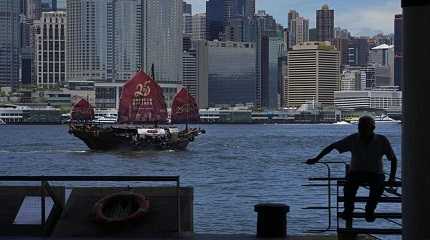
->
xmin=304 ymin=161 xmax=347 ymax=233
xmin=0 ymin=175 xmax=179 ymax=182
xmin=0 ymin=175 xmax=182 ymax=234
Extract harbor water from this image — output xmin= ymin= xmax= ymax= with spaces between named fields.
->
xmin=0 ymin=123 xmax=401 ymax=235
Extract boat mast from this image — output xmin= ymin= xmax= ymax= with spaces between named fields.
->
xmin=151 ymin=64 xmax=158 ymax=128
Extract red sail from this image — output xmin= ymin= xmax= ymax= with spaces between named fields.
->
xmin=71 ymin=98 xmax=95 ymax=121
xmin=171 ymin=88 xmax=200 ymax=124
xmin=118 ymin=71 xmax=168 ymax=124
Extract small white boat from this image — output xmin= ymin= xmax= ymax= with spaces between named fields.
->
xmin=333 ymin=121 xmax=351 ymax=125
xmin=374 ymin=114 xmax=401 ymax=123
xmin=93 ymin=115 xmax=117 ymax=124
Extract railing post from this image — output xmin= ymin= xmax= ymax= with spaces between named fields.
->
xmin=344 ymin=164 xmax=352 ymax=229
xmin=176 ymin=177 xmax=181 ymax=233
xmin=40 ymin=180 xmax=46 ymax=227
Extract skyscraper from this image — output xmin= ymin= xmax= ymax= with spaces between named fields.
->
xmin=142 ymin=0 xmax=183 ymax=84
xmin=287 ymin=42 xmax=340 ymax=108
xmin=316 ymin=4 xmax=334 ymax=42
xmin=347 ymin=37 xmax=369 ymax=66
xmin=266 ymin=37 xmax=285 ymax=109
xmin=394 ymin=14 xmax=403 ymax=89
xmin=66 ymin=0 xmax=183 ymax=85
xmin=208 ymin=41 xmax=256 ymax=106
xmin=183 ymin=1 xmax=192 ymax=51
xmin=369 ymin=44 xmax=395 ymax=87
xmin=183 ymin=1 xmax=191 ymax=15
xmin=192 ymin=13 xmax=207 ymax=41
xmin=33 ymin=11 xmax=66 ymax=87
xmin=206 ymin=0 xmax=224 ymax=41
xmin=0 ymin=0 xmax=21 ymax=88
xmin=309 ymin=28 xmax=317 ymax=42
xmin=288 ymin=10 xmax=309 ymax=48
xmin=182 ymin=40 xmax=208 ymax=108
xmin=252 ymin=10 xmax=283 ymax=109
xmin=206 ymin=0 xmax=255 ymax=41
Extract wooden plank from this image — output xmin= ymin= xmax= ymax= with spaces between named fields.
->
xmin=337 ymin=212 xmax=402 ymax=219
xmin=338 ymin=228 xmax=402 ymax=235
xmin=337 ymin=196 xmax=401 ymax=203
xmin=13 ymin=197 xmax=54 ymax=224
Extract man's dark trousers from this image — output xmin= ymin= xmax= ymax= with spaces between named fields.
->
xmin=343 ymin=171 xmax=385 ymax=217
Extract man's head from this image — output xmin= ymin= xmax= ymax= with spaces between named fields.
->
xmin=358 ymin=116 xmax=375 ymax=138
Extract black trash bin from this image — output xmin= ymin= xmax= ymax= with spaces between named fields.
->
xmin=254 ymin=203 xmax=290 ymax=238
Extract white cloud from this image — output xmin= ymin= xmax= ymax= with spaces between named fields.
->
xmin=336 ymin=1 xmax=401 ymax=36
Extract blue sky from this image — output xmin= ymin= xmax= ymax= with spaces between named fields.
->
xmin=185 ymin=0 xmax=401 ymax=36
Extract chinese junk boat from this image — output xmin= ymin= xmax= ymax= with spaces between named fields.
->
xmin=69 ymin=70 xmax=204 ymax=151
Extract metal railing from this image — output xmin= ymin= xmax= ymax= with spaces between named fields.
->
xmin=303 ymin=161 xmax=347 ymax=233
xmin=0 ymin=175 xmax=182 ymax=235
xmin=304 ymin=162 xmax=402 ymax=238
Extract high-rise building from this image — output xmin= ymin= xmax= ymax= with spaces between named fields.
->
xmin=182 ymin=40 xmax=208 ymax=108
xmin=41 ymin=0 xmax=57 ymax=11
xmin=316 ymin=4 xmax=334 ymax=42
xmin=288 ymin=10 xmax=309 ymax=48
xmin=287 ymin=42 xmax=340 ymax=108
xmin=334 ymin=27 xmax=350 ymax=39
xmin=369 ymin=44 xmax=395 ymax=87
xmin=279 ymin=55 xmax=288 ymax=108
xmin=265 ymin=37 xmax=286 ymax=109
xmin=24 ymin=0 xmax=58 ymax=20
xmin=208 ymin=41 xmax=256 ymax=106
xmin=347 ymin=37 xmax=369 ymax=66
xmin=340 ymin=67 xmax=363 ymax=91
xmin=206 ymin=0 xmax=255 ymax=42
xmin=183 ymin=1 xmax=192 ymax=51
xmin=223 ymin=0 xmax=255 ymax=42
xmin=363 ymin=64 xmax=376 ymax=89
xmin=332 ymin=38 xmax=349 ymax=66
xmin=183 ymin=12 xmax=192 ymax=35
xmin=183 ymin=1 xmax=191 ymax=14
xmin=309 ymin=28 xmax=318 ymax=42
xmin=224 ymin=0 xmax=255 ymax=21
xmin=66 ymin=0 xmax=115 ymax=82
xmin=251 ymin=10 xmax=284 ymax=109
xmin=142 ymin=0 xmax=183 ymax=84
xmin=192 ymin=13 xmax=207 ymax=40
xmin=206 ymin=0 xmax=224 ymax=41
xmin=33 ymin=11 xmax=66 ymax=88
xmin=394 ymin=14 xmax=403 ymax=89
xmin=0 ymin=0 xmax=21 ymax=88
xmin=67 ymin=0 xmax=182 ymax=85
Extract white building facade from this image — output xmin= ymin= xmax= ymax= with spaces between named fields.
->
xmin=334 ymin=87 xmax=402 ymax=115
xmin=192 ymin=13 xmax=206 ymax=41
xmin=142 ymin=0 xmax=183 ymax=84
xmin=66 ymin=0 xmax=183 ymax=85
xmin=34 ymin=11 xmax=66 ymax=88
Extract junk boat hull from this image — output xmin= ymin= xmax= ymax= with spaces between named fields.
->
xmin=69 ymin=124 xmax=201 ymax=151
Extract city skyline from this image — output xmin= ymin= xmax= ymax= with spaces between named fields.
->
xmin=186 ymin=0 xmax=401 ymax=36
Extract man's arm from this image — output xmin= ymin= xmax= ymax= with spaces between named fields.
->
xmin=306 ymin=135 xmax=353 ymax=165
xmin=384 ymin=137 xmax=398 ymax=185
xmin=306 ymin=144 xmax=336 ymax=164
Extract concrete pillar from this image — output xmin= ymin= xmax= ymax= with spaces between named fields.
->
xmin=402 ymin=1 xmax=430 ymax=239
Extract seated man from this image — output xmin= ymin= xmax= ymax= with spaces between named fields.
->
xmin=306 ymin=116 xmax=398 ymax=222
